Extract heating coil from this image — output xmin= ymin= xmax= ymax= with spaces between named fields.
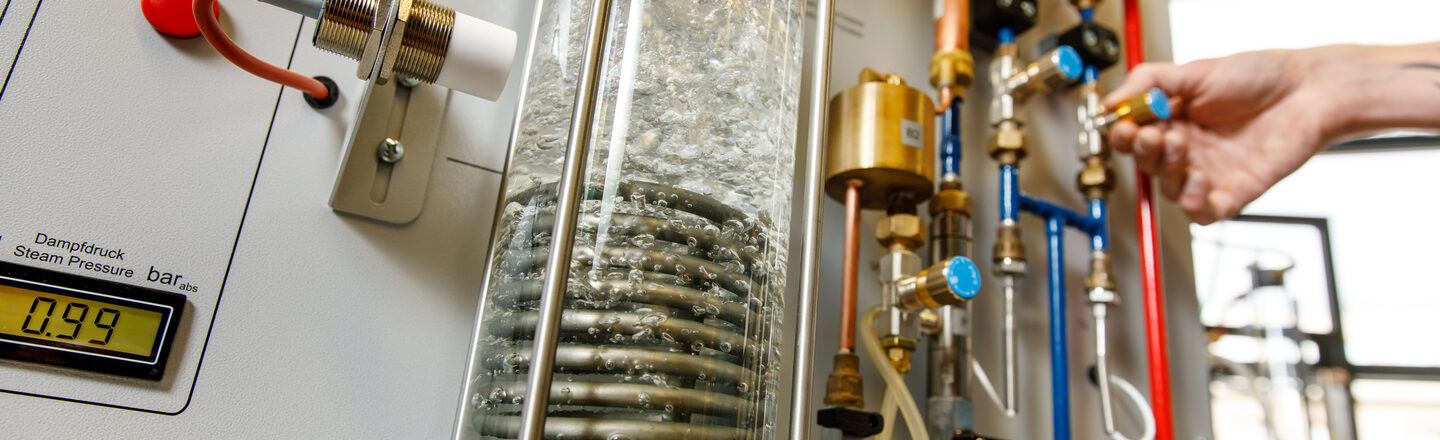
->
xmin=472 ymin=181 xmax=781 ymax=440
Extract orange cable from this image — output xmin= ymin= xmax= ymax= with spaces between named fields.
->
xmin=193 ymin=0 xmax=330 ymax=99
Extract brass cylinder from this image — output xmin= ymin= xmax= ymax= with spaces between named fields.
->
xmin=1107 ymin=87 xmax=1171 ymax=126
xmin=314 ymin=0 xmax=455 ymax=83
xmin=825 ymin=70 xmax=936 ymax=208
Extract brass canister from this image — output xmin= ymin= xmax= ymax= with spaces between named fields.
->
xmin=824 ymin=70 xmax=936 ymax=208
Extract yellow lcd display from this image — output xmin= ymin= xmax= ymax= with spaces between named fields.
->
xmin=0 ymin=283 xmax=166 ymax=359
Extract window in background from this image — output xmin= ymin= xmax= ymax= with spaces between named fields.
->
xmin=1172 ymin=1 xmax=1440 ymax=438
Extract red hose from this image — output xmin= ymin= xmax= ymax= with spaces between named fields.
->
xmin=193 ymin=0 xmax=330 ymax=99
xmin=1123 ymin=0 xmax=1175 ymax=439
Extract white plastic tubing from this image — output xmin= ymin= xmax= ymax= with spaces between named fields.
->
xmin=971 ymin=359 xmax=1155 ymax=440
xmin=861 ymin=306 xmax=929 ymax=440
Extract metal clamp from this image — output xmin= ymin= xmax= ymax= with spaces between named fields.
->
xmin=328 ymin=75 xmax=446 ymax=224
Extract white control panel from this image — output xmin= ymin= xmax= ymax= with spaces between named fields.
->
xmin=0 ymin=0 xmax=531 ymax=436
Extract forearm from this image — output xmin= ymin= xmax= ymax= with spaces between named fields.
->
xmin=1302 ymin=42 xmax=1440 ymax=141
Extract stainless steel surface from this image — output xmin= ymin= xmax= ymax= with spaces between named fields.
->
xmin=378 ymin=138 xmax=404 ymax=162
xmin=788 ymin=0 xmax=834 ymax=437
xmin=516 ymin=0 xmax=612 ymax=436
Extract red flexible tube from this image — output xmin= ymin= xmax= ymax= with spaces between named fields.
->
xmin=193 ymin=0 xmax=330 ymax=99
xmin=1122 ymin=1 xmax=1174 ymax=439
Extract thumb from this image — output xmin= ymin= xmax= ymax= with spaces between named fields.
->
xmin=1104 ymin=62 xmax=1199 ymax=109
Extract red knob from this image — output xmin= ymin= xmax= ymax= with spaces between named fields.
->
xmin=142 ymin=0 xmax=219 ymax=39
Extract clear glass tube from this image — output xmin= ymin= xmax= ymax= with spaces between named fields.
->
xmin=459 ymin=0 xmax=804 ymax=438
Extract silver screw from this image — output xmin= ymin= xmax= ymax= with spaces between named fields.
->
xmin=396 ymin=74 xmax=422 ymax=88
xmin=1021 ymin=1 xmax=1036 ymax=17
xmin=378 ymin=138 xmax=405 ymax=163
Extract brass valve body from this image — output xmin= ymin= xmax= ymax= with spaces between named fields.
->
xmin=825 ymin=70 xmax=936 ymax=207
xmin=314 ymin=0 xmax=455 ymax=83
xmin=929 ymin=187 xmax=972 ymax=217
xmin=824 ymin=352 xmax=866 ymax=408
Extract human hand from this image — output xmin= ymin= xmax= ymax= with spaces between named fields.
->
xmin=1105 ymin=50 xmax=1342 ymax=224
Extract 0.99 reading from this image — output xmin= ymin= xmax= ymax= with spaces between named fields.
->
xmin=20 ymin=296 xmax=120 ymax=345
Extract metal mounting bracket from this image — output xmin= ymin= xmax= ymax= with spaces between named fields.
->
xmin=328 ymin=76 xmax=447 ymax=224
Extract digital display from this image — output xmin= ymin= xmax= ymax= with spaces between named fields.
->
xmin=0 ymin=285 xmax=166 ymax=359
xmin=0 ymin=262 xmax=184 ymax=380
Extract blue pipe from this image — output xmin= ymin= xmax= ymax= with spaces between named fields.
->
xmin=942 ymin=99 xmax=963 ymax=179
xmin=999 ymin=165 xmax=1020 ymax=222
xmin=1080 ymin=7 xmax=1094 ymax=21
xmin=1018 ymin=194 xmax=1102 ymax=236
xmin=1046 ymin=216 xmax=1072 ymax=440
xmin=1083 ymin=66 xmax=1099 ymax=84
xmin=1089 ymin=198 xmax=1108 ymax=251
xmin=999 ymin=27 xmax=1015 ymax=44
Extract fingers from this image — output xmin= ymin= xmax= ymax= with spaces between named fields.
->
xmin=1131 ymin=125 xmax=1167 ymax=174
xmin=1158 ymin=131 xmax=1189 ymax=200
xmin=1109 ymin=121 xmax=1138 ymax=154
xmin=1178 ymin=171 xmax=1217 ymax=225
xmin=1104 ymin=62 xmax=1186 ymax=108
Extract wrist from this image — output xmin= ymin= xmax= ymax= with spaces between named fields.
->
xmin=1301 ymin=43 xmax=1440 ymax=141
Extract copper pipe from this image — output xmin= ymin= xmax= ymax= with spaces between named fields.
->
xmin=934 ymin=0 xmax=969 ymax=111
xmin=839 ymin=179 xmax=863 ymax=352
xmin=935 ymin=0 xmax=968 ymax=52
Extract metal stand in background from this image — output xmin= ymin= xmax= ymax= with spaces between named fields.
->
xmin=788 ymin=0 xmax=836 ymax=438
xmin=516 ymin=0 xmax=614 ymax=438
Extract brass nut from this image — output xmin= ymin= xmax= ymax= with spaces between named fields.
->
xmin=1077 ymin=157 xmax=1115 ymax=198
xmin=877 ymin=214 xmax=925 ymax=249
xmin=1070 ymin=0 xmax=1101 ymax=9
xmin=824 ymin=353 xmax=865 ymax=408
xmin=993 ymin=224 xmax=1026 ymax=264
xmin=1085 ymin=253 xmax=1117 ymax=292
xmin=988 ymin=125 xmax=1028 ymax=165
xmin=930 ymin=50 xmax=976 ymax=93
xmin=928 ymin=188 xmax=971 ymax=216
xmin=880 ymin=336 xmax=917 ymax=374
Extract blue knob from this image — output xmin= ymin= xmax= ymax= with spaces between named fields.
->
xmin=1147 ymin=87 xmax=1172 ymax=121
xmin=1055 ymin=46 xmax=1084 ymax=80
xmin=943 ymin=256 xmax=981 ymax=300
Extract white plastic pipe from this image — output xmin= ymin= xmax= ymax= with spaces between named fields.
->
xmin=861 ymin=306 xmax=929 ymax=440
xmin=434 ymin=12 xmax=517 ymax=101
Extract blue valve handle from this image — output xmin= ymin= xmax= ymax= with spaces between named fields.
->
xmin=942 ymin=256 xmax=982 ymax=299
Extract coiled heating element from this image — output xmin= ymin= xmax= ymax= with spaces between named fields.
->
xmin=469 ymin=181 xmax=784 ymax=440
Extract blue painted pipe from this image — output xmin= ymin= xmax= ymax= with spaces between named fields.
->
xmin=1000 ymin=165 xmax=1020 ymax=222
xmin=1089 ymin=198 xmax=1108 ymax=251
xmin=1046 ymin=216 xmax=1072 ymax=440
xmin=999 ymin=27 xmax=1015 ymax=44
xmin=1083 ymin=66 xmax=1099 ymax=84
xmin=1080 ymin=7 xmax=1094 ymax=21
xmin=942 ymin=98 xmax=963 ymax=179
xmin=1018 ymin=194 xmax=1102 ymax=236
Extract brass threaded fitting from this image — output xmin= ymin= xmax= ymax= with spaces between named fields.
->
xmin=1077 ymin=156 xmax=1115 ymax=199
xmin=929 ymin=187 xmax=971 ymax=217
xmin=881 ymin=336 xmax=917 ymax=374
xmin=989 ymin=122 xmax=1027 ymax=165
xmin=930 ymin=49 xmax=975 ymax=97
xmin=994 ymin=223 xmax=1026 ymax=264
xmin=314 ymin=0 xmax=454 ymax=83
xmin=1085 ymin=252 xmax=1118 ymax=292
xmin=877 ymin=214 xmax=926 ymax=249
xmin=824 ymin=352 xmax=866 ymax=408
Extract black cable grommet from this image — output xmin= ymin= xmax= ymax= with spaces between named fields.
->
xmin=304 ymin=76 xmax=339 ymax=109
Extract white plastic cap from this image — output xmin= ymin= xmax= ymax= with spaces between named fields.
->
xmin=434 ymin=12 xmax=517 ymax=101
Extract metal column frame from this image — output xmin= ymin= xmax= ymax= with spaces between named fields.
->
xmin=516 ymin=0 xmax=614 ymax=438
xmin=788 ymin=0 xmax=835 ymax=437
